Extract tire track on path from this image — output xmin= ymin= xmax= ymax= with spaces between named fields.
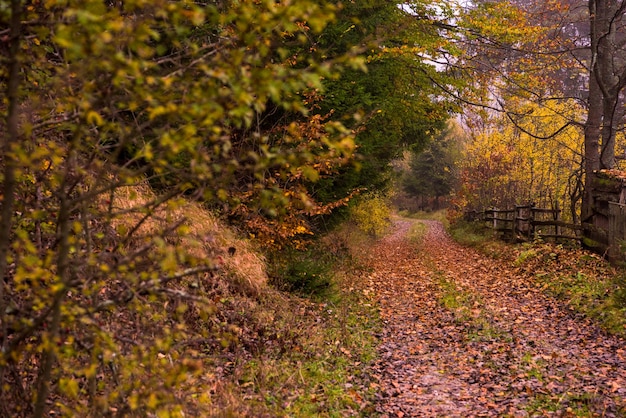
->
xmin=367 ymin=219 xmax=626 ymax=417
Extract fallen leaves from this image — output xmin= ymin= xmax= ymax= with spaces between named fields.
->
xmin=366 ymin=219 xmax=626 ymax=417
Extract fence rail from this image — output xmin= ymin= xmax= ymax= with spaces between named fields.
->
xmin=466 ymin=205 xmax=581 ymax=242
xmin=465 ymin=172 xmax=626 ymax=262
xmin=467 ymin=201 xmax=626 ymax=262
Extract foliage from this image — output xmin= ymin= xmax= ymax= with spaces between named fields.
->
xmin=226 ymin=105 xmax=359 ymax=250
xmin=453 ymin=100 xmax=585 ymax=221
xmin=439 ymin=0 xmax=587 ymax=219
xmin=0 ymin=0 xmax=363 ymax=415
xmin=310 ymin=0 xmax=455 ymax=204
xmin=349 ymin=193 xmax=393 ymax=237
xmin=450 ymin=0 xmax=626 ymax=218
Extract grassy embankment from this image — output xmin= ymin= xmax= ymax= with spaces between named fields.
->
xmin=34 ymin=183 xmax=387 ymax=417
xmin=157 ymin=195 xmax=384 ymax=416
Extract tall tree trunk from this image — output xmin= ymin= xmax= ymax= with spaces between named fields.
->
xmin=595 ymin=0 xmax=620 ymax=169
xmin=582 ymin=76 xmax=602 ymax=222
xmin=0 ymin=1 xmax=23 ymax=395
xmin=600 ymin=93 xmax=619 ymax=169
xmin=583 ymin=0 xmax=626 ymax=221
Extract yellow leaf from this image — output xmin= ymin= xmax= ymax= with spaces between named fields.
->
xmin=59 ymin=378 xmax=79 ymax=398
xmin=86 ymin=111 xmax=103 ymax=126
xmin=148 ymin=106 xmax=168 ymax=120
xmin=129 ymin=394 xmax=139 ymax=410
xmin=147 ymin=392 xmax=158 ymax=409
xmin=301 ymin=166 xmax=319 ymax=182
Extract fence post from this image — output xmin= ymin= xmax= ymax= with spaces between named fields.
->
xmin=529 ymin=205 xmax=536 ymax=240
xmin=608 ymin=202 xmax=626 ymax=261
xmin=515 ymin=204 xmax=532 ymax=241
xmin=554 ymin=200 xmax=561 ymax=238
xmin=510 ymin=208 xmax=515 ymax=238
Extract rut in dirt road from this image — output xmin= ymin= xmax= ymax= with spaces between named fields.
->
xmin=367 ymin=219 xmax=626 ymax=417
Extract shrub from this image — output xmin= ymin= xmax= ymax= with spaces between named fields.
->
xmin=267 ymin=246 xmax=336 ymax=299
xmin=349 ymin=193 xmax=392 ymax=237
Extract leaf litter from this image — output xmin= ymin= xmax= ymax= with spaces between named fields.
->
xmin=365 ymin=219 xmax=626 ymax=417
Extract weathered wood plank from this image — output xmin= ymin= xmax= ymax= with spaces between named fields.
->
xmin=532 ymin=220 xmax=583 ymax=230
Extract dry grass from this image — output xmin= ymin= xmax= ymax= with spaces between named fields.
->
xmin=106 ymin=182 xmax=267 ymax=296
xmin=87 ymin=182 xmax=381 ymax=416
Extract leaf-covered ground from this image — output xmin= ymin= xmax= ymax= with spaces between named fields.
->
xmin=366 ymin=219 xmax=626 ymax=417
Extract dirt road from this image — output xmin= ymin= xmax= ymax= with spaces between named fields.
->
xmin=367 ymin=219 xmax=626 ymax=417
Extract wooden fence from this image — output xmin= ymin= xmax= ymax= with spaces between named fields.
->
xmin=466 ymin=202 xmax=626 ymax=261
xmin=465 ymin=205 xmax=582 ymax=243
xmin=463 ymin=173 xmax=626 ymax=261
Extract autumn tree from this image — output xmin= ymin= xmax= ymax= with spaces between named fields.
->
xmin=0 ymin=0 xmax=359 ymax=415
xmin=449 ymin=0 xmax=626 ymax=221
xmin=455 ymin=101 xmax=585 ymax=222
xmin=309 ymin=0 xmax=455 ymax=205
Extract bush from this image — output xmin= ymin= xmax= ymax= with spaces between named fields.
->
xmin=268 ymin=246 xmax=337 ymax=299
xmin=349 ymin=193 xmax=392 ymax=237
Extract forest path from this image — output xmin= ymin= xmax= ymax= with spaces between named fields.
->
xmin=365 ymin=219 xmax=626 ymax=417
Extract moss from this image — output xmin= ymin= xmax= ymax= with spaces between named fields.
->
xmin=581 ymin=236 xmax=603 ymax=249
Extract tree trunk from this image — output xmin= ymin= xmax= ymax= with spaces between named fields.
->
xmin=0 ymin=1 xmax=23 ymax=393
xmin=583 ymin=0 xmax=626 ymax=221
xmin=600 ymin=93 xmax=619 ymax=169
xmin=582 ymin=76 xmax=602 ymax=222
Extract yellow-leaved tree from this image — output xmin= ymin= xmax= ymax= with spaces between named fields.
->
xmin=455 ymin=100 xmax=585 ymax=222
xmin=0 ymin=0 xmax=360 ymax=415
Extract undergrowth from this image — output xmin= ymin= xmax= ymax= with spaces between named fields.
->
xmin=349 ymin=193 xmax=392 ymax=237
xmin=267 ymin=246 xmax=337 ymax=300
xmin=212 ymin=222 xmax=382 ymax=416
xmin=447 ymin=220 xmax=510 ymax=259
xmin=234 ymin=288 xmax=381 ymax=417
